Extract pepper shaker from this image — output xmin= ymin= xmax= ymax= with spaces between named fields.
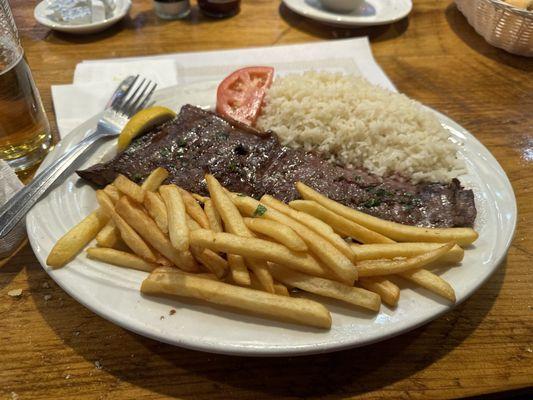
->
xmin=198 ymin=0 xmax=241 ymax=18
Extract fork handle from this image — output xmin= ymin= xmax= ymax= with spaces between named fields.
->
xmin=0 ymin=130 xmax=102 ymax=239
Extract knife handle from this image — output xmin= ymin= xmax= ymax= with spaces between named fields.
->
xmin=0 ymin=130 xmax=101 ymax=239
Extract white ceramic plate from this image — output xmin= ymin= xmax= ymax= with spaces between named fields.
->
xmin=27 ymin=82 xmax=516 ymax=356
xmin=34 ymin=0 xmax=131 ymax=34
xmin=282 ymin=0 xmax=412 ymax=27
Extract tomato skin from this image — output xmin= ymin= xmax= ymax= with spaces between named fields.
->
xmin=216 ymin=66 xmax=274 ymax=126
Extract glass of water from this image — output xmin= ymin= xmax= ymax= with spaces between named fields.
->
xmin=0 ymin=0 xmax=51 ymax=171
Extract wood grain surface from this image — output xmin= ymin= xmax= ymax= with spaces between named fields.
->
xmin=2 ymin=1 xmax=532 ymax=399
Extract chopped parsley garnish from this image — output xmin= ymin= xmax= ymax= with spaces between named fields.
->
xmin=178 ymin=138 xmax=187 ymax=147
xmin=368 ymin=187 xmax=391 ymax=197
xmin=132 ymin=173 xmax=143 ymax=183
xmin=375 ymin=188 xmax=391 ymax=197
xmin=363 ymin=198 xmax=381 ymax=208
xmin=228 ymin=162 xmax=237 ymax=172
xmin=253 ymin=204 xmax=267 ymax=217
xmin=159 ymin=148 xmax=170 ymax=157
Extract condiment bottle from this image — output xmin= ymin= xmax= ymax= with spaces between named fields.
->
xmin=198 ymin=0 xmax=240 ymax=18
xmin=154 ymin=0 xmax=191 ymax=19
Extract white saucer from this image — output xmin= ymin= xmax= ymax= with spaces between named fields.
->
xmin=34 ymin=0 xmax=131 ymax=34
xmin=283 ymin=0 xmax=413 ymax=27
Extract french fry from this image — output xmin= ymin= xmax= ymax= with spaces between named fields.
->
xmin=270 ymin=264 xmax=381 ymax=311
xmin=192 ymin=193 xmax=209 ymax=203
xmin=356 ymin=242 xmax=455 ymax=277
xmin=141 ymin=167 xmax=169 ymax=192
xmin=296 ymin=182 xmax=478 ymax=246
xmin=150 ymin=266 xmax=182 ymax=274
xmin=96 ymin=190 xmax=157 ymax=262
xmin=246 ymin=258 xmax=275 ymax=294
xmin=159 ymin=185 xmax=189 ymax=252
xmin=186 ymin=216 xmax=228 ymax=279
xmin=228 ymin=254 xmax=252 ymax=286
xmin=144 ymin=191 xmax=168 ymax=234
xmin=358 ymin=277 xmax=400 ymax=307
xmin=262 ymin=195 xmax=355 ymax=261
xmin=244 ymin=217 xmax=307 ymax=252
xmin=103 ymin=184 xmax=120 ymax=204
xmin=351 ymin=242 xmax=464 ymax=264
xmin=150 ymin=267 xmax=218 ymax=281
xmin=195 ymin=272 xmax=219 ymax=280
xmin=230 ymin=194 xmax=357 ymax=284
xmin=155 ymin=255 xmax=172 ymax=267
xmin=141 ymin=270 xmax=332 ymax=329
xmin=114 ymin=174 xmax=146 ymax=203
xmin=95 ymin=221 xmax=122 ymax=249
xmin=178 ymin=187 xmax=210 ymax=229
xmin=187 ymin=203 xmax=246 ymax=286
xmin=206 ymin=175 xmax=251 ymax=236
xmin=190 ymin=246 xmax=227 ymax=279
xmin=206 ymin=175 xmax=274 ymax=290
xmin=115 ymin=196 xmax=198 ymax=272
xmin=95 ymin=190 xmax=116 ymax=217
xmin=190 ymin=229 xmax=333 ymax=279
xmin=87 ymin=247 xmax=158 ymax=272
xmin=205 ymin=178 xmax=250 ymax=287
xmin=399 ymin=269 xmax=456 ymax=302
xmin=114 ymin=216 xmax=158 ymax=262
xmin=289 ymin=200 xmax=394 ymax=244
xmin=249 ymin=273 xmax=290 ymax=296
xmin=46 ymin=209 xmax=109 ymax=268
xmin=273 ymin=282 xmax=290 ymax=297
xmin=204 ymin=199 xmax=223 ymax=233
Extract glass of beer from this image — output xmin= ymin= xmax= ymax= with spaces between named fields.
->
xmin=0 ymin=0 xmax=51 ymax=171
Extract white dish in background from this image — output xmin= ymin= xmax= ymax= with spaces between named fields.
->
xmin=34 ymin=0 xmax=131 ymax=34
xmin=26 ymin=82 xmax=516 ymax=356
xmin=321 ymin=0 xmax=362 ymax=13
xmin=282 ymin=0 xmax=412 ymax=27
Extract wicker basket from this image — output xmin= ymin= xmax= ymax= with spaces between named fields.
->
xmin=455 ymin=0 xmax=533 ymax=57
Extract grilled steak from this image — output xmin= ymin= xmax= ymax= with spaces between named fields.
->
xmin=78 ymin=105 xmax=476 ymax=228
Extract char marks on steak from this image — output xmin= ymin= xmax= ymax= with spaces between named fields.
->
xmin=78 ymin=105 xmax=476 ymax=228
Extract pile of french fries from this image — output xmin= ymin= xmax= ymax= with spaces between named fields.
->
xmin=47 ymin=168 xmax=478 ymax=330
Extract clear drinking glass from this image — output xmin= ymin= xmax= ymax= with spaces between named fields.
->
xmin=0 ymin=0 xmax=51 ymax=171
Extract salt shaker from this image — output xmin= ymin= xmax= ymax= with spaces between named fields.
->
xmin=154 ymin=0 xmax=190 ymax=19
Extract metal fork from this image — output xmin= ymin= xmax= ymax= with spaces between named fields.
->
xmin=0 ymin=75 xmax=157 ymax=239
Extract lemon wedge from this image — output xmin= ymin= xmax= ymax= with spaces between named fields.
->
xmin=117 ymin=106 xmax=176 ymax=151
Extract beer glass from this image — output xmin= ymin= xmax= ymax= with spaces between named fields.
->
xmin=0 ymin=0 xmax=51 ymax=171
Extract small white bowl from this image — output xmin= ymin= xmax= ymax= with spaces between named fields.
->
xmin=320 ymin=0 xmax=361 ymax=13
xmin=34 ymin=0 xmax=131 ymax=34
xmin=283 ymin=0 xmax=412 ymax=27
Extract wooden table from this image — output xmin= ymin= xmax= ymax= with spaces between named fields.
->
xmin=2 ymin=1 xmax=532 ymax=398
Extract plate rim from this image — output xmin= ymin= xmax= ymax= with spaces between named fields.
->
xmin=26 ymin=83 xmax=517 ymax=356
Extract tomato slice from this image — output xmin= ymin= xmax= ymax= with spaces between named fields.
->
xmin=216 ymin=66 xmax=274 ymax=126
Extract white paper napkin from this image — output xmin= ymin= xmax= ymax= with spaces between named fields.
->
xmin=51 ymin=38 xmax=395 ymax=138
xmin=0 ymin=159 xmax=25 ymax=258
xmin=51 ymin=59 xmax=178 ymax=137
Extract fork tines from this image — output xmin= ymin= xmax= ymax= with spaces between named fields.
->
xmin=112 ymin=75 xmax=158 ymax=117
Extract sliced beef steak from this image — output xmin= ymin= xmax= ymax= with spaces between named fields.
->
xmin=78 ymin=104 xmax=476 ymax=228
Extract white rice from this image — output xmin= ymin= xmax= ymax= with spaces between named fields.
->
xmin=256 ymin=71 xmax=466 ymax=183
